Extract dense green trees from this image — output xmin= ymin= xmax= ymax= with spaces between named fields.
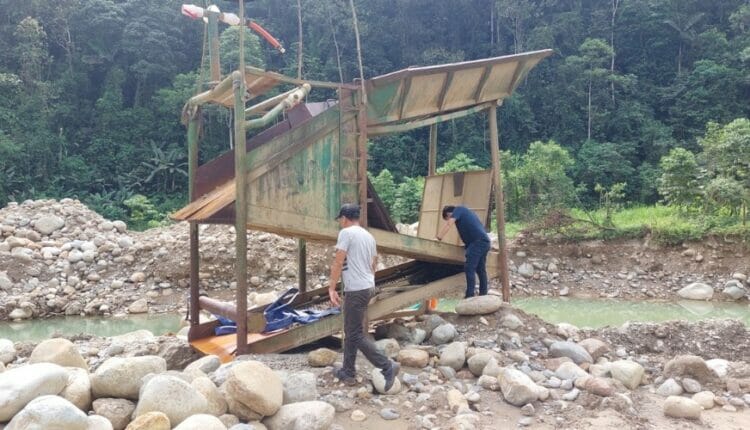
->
xmin=0 ymin=0 xmax=747 ymax=228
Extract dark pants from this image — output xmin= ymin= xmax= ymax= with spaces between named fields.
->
xmin=342 ymin=288 xmax=390 ymax=375
xmin=464 ymin=239 xmax=490 ymax=298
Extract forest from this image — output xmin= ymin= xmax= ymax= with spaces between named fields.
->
xmin=0 ymin=0 xmax=748 ymax=234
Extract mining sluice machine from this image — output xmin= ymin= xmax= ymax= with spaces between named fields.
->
xmin=172 ymin=3 xmax=552 ymax=362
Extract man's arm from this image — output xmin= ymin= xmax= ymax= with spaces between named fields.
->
xmin=328 ymin=249 xmax=347 ymax=306
xmin=371 ymin=254 xmax=378 ymax=274
xmin=436 ymin=217 xmax=456 ymax=241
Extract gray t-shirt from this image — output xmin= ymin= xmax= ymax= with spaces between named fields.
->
xmin=335 ymin=225 xmax=377 ymax=291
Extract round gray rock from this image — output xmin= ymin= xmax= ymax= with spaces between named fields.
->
xmin=455 ymin=295 xmax=503 ymax=315
xmin=262 ymin=401 xmax=334 ymax=430
xmin=93 ymin=398 xmax=136 ymax=430
xmin=6 ymin=395 xmax=89 ymax=430
xmin=33 ymin=215 xmax=65 ymax=235
xmin=677 ymin=283 xmax=713 ymax=300
xmin=549 ymin=341 xmax=593 ymax=364
xmin=173 ymin=414 xmax=227 ymax=430
xmin=133 ymin=374 xmax=210 ymax=426
xmin=29 ymin=338 xmax=88 ymax=370
xmin=0 ymin=362 xmax=68 ymax=421
xmin=91 ymin=356 xmax=167 ymax=399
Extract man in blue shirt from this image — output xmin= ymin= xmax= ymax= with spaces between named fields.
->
xmin=436 ymin=205 xmax=491 ymax=298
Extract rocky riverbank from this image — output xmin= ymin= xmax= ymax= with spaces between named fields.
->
xmin=0 ymin=297 xmax=748 ymax=429
xmin=1 ymin=199 xmax=747 ymax=322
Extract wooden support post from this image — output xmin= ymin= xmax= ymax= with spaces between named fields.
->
xmin=232 ymin=70 xmax=249 ymax=354
xmin=187 ymin=116 xmax=200 ymax=325
xmin=488 ymin=105 xmax=511 ymax=303
xmin=428 ymin=123 xmax=437 ymax=176
xmin=207 ymin=11 xmax=221 ymax=83
xmin=357 ymin=100 xmax=368 ymax=225
xmin=298 ymin=238 xmax=307 ymax=292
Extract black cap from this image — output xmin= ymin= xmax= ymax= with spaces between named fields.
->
xmin=335 ymin=203 xmax=360 ymax=220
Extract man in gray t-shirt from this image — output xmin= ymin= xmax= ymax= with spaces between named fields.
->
xmin=328 ymin=203 xmax=399 ymax=392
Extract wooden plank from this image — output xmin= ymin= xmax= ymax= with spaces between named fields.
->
xmin=488 ymin=105 xmax=511 ymax=303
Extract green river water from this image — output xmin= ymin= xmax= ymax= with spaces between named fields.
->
xmin=1 ymin=298 xmax=748 ymax=342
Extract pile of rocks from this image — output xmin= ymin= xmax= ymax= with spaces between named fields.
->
xmin=0 ymin=199 xmax=338 ymax=320
xmin=0 ymin=334 xmax=333 ymax=429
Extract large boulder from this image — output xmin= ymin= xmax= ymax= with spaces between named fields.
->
xmin=60 ymin=367 xmax=92 ymax=411
xmin=454 ymin=295 xmax=503 ymax=315
xmin=278 ymin=371 xmax=318 ymax=404
xmin=0 ymin=339 xmax=16 ymax=364
xmin=6 ymin=395 xmax=89 ymax=430
xmin=677 ymin=283 xmax=714 ymax=300
xmin=262 ymin=401 xmax=335 ymax=430
xmin=663 ymin=355 xmax=716 ymax=383
xmin=0 ymin=362 xmax=68 ymax=421
xmin=498 ymin=368 xmax=540 ymax=406
xmin=92 ymin=398 xmax=136 ymax=430
xmin=125 ymin=412 xmax=170 ymax=430
xmin=663 ymin=396 xmax=701 ymax=420
xmin=607 ymin=360 xmax=644 ymax=390
xmin=173 ymin=414 xmax=227 ymax=430
xmin=223 ymin=361 xmax=283 ymax=421
xmin=438 ymin=342 xmax=467 ymax=371
xmin=397 ymin=348 xmax=430 ymax=368
xmin=192 ymin=376 xmax=228 ymax=417
xmin=549 ymin=341 xmax=593 ymax=364
xmin=91 ymin=356 xmax=167 ymax=399
xmin=133 ymin=374 xmax=210 ymax=426
xmin=28 ymin=338 xmax=88 ymax=370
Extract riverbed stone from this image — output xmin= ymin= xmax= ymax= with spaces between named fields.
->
xmin=128 ymin=298 xmax=149 ymax=314
xmin=518 ymin=263 xmax=534 ymax=278
xmin=93 ymin=398 xmax=136 ymax=430
xmin=663 ymin=355 xmax=716 ymax=383
xmin=173 ymin=414 xmax=227 ymax=430
xmin=88 ymin=415 xmax=115 ymax=430
xmin=501 ymin=313 xmax=524 ymax=330
xmin=0 ymin=339 xmax=16 ymax=364
xmin=371 ymin=367 xmax=402 ymax=394
xmin=430 ymin=323 xmax=458 ymax=345
xmin=134 ymin=374 xmax=210 ymax=426
xmin=374 ymin=339 xmax=400 ymax=359
xmin=578 ymin=338 xmax=610 ymax=361
xmin=6 ymin=395 xmax=89 ymax=430
xmin=29 ymin=338 xmax=88 ymax=370
xmin=657 ymin=378 xmax=684 ymax=397
xmin=454 ymin=295 xmax=503 ymax=315
xmin=307 ymin=348 xmax=337 ymax=367
xmin=677 ymin=283 xmax=714 ymax=300
xmin=692 ymin=391 xmax=715 ymax=409
xmin=424 ymin=314 xmax=448 ymax=336
xmin=681 ymin=377 xmax=702 ymax=393
xmin=223 ymin=361 xmax=283 ymax=420
xmin=125 ymin=412 xmax=170 ymax=430
xmin=278 ymin=371 xmax=318 ymax=404
xmin=33 ymin=215 xmax=65 ymax=235
xmin=705 ymin=358 xmax=729 ymax=379
xmin=0 ymin=362 xmax=68 ymax=421
xmin=580 ymin=377 xmax=615 ymax=397
xmin=439 ymin=342 xmax=467 ymax=371
xmin=608 ymin=360 xmax=644 ymax=390
xmin=262 ymin=401 xmax=334 ymax=430
xmin=722 ymin=280 xmax=746 ymax=300
xmin=185 ymin=355 xmax=222 ymax=374
xmin=555 ymin=361 xmax=588 ymax=380
xmin=192 ymin=376 xmax=228 ymax=416
xmin=60 ymin=367 xmax=92 ymax=411
xmin=549 ymin=341 xmax=593 ymax=364
xmin=664 ymin=396 xmax=701 ymax=419
xmin=397 ymin=348 xmax=430 ymax=368
xmin=91 ymin=356 xmax=167 ymax=399
xmin=499 ymin=368 xmax=540 ymax=406
xmin=467 ymin=352 xmax=493 ymax=376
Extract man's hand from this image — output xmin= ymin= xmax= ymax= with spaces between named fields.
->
xmin=328 ymin=286 xmax=341 ymax=307
xmin=435 ymin=235 xmax=442 ymax=241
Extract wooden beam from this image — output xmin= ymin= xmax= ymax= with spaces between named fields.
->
xmin=187 ymin=116 xmax=201 ymax=326
xmin=488 ymin=105 xmax=511 ymax=303
xmin=473 ymin=66 xmax=492 ymax=103
xmin=368 ymin=102 xmax=495 ymax=136
xmin=233 ymin=70 xmax=249 ymax=355
xmin=357 ymin=100 xmax=369 ymax=225
xmin=298 ymin=238 xmax=307 ymax=292
xmin=207 ymin=11 xmax=221 ymax=83
xmin=437 ymin=72 xmax=454 ymax=111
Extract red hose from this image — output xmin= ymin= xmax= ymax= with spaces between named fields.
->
xmin=247 ymin=20 xmax=285 ymax=53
